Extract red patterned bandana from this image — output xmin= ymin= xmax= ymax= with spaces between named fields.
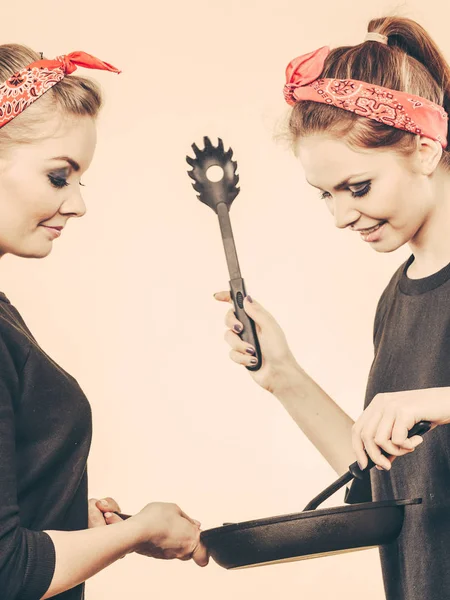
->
xmin=0 ymin=51 xmax=121 ymax=129
xmin=284 ymin=46 xmax=449 ymax=149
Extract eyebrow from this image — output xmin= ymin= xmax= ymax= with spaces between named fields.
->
xmin=306 ymin=173 xmax=371 ymax=192
xmin=50 ymin=156 xmax=80 ymax=172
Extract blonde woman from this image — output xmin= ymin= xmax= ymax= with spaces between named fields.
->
xmin=0 ymin=47 xmax=208 ymax=600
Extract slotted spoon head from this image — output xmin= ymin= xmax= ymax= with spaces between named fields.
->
xmin=186 ymin=136 xmax=240 ymax=213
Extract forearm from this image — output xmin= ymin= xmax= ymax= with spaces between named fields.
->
xmin=41 ymin=518 xmax=141 ymax=599
xmin=272 ymin=363 xmax=355 ymax=475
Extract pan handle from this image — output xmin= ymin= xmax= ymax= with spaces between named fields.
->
xmin=116 ymin=425 xmax=432 ymax=521
xmin=302 ymin=420 xmax=432 ymax=511
xmin=349 ymin=420 xmax=432 ymax=480
xmin=229 ymin=277 xmax=262 ymax=372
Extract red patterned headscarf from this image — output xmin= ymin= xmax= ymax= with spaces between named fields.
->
xmin=0 ymin=50 xmax=121 ymax=129
xmin=284 ymin=46 xmax=449 ymax=149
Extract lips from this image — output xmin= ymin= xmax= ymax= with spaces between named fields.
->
xmin=40 ymin=225 xmax=63 ymax=231
xmin=355 ymin=221 xmax=386 ymax=234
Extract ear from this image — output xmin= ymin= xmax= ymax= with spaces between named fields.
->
xmin=417 ymin=136 xmax=443 ymax=175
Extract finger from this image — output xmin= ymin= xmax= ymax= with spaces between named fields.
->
xmin=104 ymin=511 xmax=124 ymax=524
xmin=88 ymin=499 xmax=107 ymax=528
xmin=406 ymin=434 xmax=424 ymax=450
xmin=179 ymin=553 xmax=193 ymax=562
xmin=361 ymin=428 xmax=392 ymax=471
xmin=89 ymin=510 xmax=106 ymax=528
xmin=224 ymin=329 xmax=256 ymax=355
xmin=213 ymin=291 xmax=232 ymax=303
xmin=178 ymin=508 xmax=200 ymax=527
xmin=242 ymin=296 xmax=270 ymax=329
xmin=192 ymin=542 xmax=210 ymax=567
xmin=224 ymin=309 xmax=244 ymax=334
xmin=225 ymin=297 xmax=269 ymax=332
xmin=230 ymin=349 xmax=259 ymax=368
xmin=391 ymin=419 xmax=417 ymax=449
xmin=351 ymin=422 xmax=370 ymax=469
xmin=96 ymin=497 xmax=122 ymax=513
xmin=374 ymin=415 xmax=408 ymax=456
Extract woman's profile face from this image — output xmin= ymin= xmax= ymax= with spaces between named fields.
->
xmin=296 ymin=134 xmax=438 ymax=253
xmin=0 ymin=113 xmax=97 ymax=259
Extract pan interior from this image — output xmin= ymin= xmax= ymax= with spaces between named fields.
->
xmin=201 ymin=498 xmax=422 ymax=539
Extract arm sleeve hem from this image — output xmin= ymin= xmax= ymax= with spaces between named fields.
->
xmin=21 ymin=530 xmax=56 ymax=600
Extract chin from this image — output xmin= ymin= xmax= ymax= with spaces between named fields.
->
xmin=371 ymin=236 xmax=408 ymax=254
xmin=12 ymin=245 xmax=53 ymax=259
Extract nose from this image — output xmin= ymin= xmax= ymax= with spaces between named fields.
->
xmin=60 ymin=188 xmax=87 ymax=219
xmin=329 ymin=195 xmax=360 ymax=229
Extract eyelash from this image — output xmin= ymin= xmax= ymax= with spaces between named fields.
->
xmin=320 ymin=183 xmax=372 ymax=200
xmin=48 ymin=175 xmax=85 ymax=189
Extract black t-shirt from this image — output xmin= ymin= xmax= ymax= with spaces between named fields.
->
xmin=0 ymin=291 xmax=92 ymax=600
xmin=346 ymin=254 xmax=450 ymax=600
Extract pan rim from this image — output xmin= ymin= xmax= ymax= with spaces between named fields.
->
xmin=201 ymin=498 xmax=422 ymax=539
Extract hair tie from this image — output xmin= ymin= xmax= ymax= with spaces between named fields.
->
xmin=364 ymin=32 xmax=389 ymax=45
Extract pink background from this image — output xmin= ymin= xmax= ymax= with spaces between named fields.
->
xmin=2 ymin=0 xmax=448 ymax=597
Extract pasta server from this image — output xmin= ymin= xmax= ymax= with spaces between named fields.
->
xmin=186 ymin=137 xmax=262 ymax=371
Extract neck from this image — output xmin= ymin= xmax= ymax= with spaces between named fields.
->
xmin=407 ymin=168 xmax=450 ymax=277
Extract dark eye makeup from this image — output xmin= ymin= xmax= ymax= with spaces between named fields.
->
xmin=320 ymin=182 xmax=372 ymax=200
xmin=48 ymin=174 xmax=85 ymax=189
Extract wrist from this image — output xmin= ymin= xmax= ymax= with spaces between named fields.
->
xmin=271 ymin=360 xmax=306 ymax=397
xmin=122 ymin=514 xmax=147 ymax=553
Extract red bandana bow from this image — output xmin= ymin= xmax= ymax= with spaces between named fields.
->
xmin=0 ymin=51 xmax=120 ymax=129
xmin=284 ymin=46 xmax=448 ymax=148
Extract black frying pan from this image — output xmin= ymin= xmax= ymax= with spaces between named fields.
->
xmin=199 ymin=420 xmax=431 ymax=569
xmin=201 ymin=499 xmax=421 ymax=569
xmin=116 ymin=421 xmax=431 ymax=568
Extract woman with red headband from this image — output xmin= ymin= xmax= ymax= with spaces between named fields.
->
xmin=215 ymin=16 xmax=450 ymax=600
xmin=0 ymin=47 xmax=208 ymax=600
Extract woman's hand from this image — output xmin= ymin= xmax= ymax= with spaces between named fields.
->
xmin=129 ymin=502 xmax=209 ymax=567
xmin=352 ymin=387 xmax=450 ymax=470
xmin=214 ymin=291 xmax=299 ymax=393
xmin=88 ymin=497 xmax=123 ymax=527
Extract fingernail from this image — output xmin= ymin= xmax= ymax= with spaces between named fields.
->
xmin=250 ymin=358 xmax=258 ymax=365
xmin=246 ymin=295 xmax=253 ymax=303
xmin=246 ymin=347 xmax=255 ymax=355
xmin=104 ymin=512 xmax=113 ymax=518
xmin=357 ymin=461 xmax=365 ymax=470
xmin=100 ymin=499 xmax=108 ymax=506
xmin=234 ymin=324 xmax=243 ymax=333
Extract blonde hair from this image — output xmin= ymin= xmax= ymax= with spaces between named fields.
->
xmin=288 ymin=16 xmax=450 ymax=170
xmin=0 ymin=44 xmax=103 ymax=149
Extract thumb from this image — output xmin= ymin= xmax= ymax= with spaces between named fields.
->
xmin=179 ymin=508 xmax=201 ymax=528
xmin=213 ymin=291 xmax=231 ymax=303
xmin=406 ymin=435 xmax=424 ymax=449
xmin=104 ymin=511 xmax=124 ymax=524
xmin=242 ymin=295 xmax=268 ymax=327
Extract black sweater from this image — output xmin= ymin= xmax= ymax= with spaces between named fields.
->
xmin=0 ymin=291 xmax=92 ymax=600
xmin=346 ymin=254 xmax=450 ymax=600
